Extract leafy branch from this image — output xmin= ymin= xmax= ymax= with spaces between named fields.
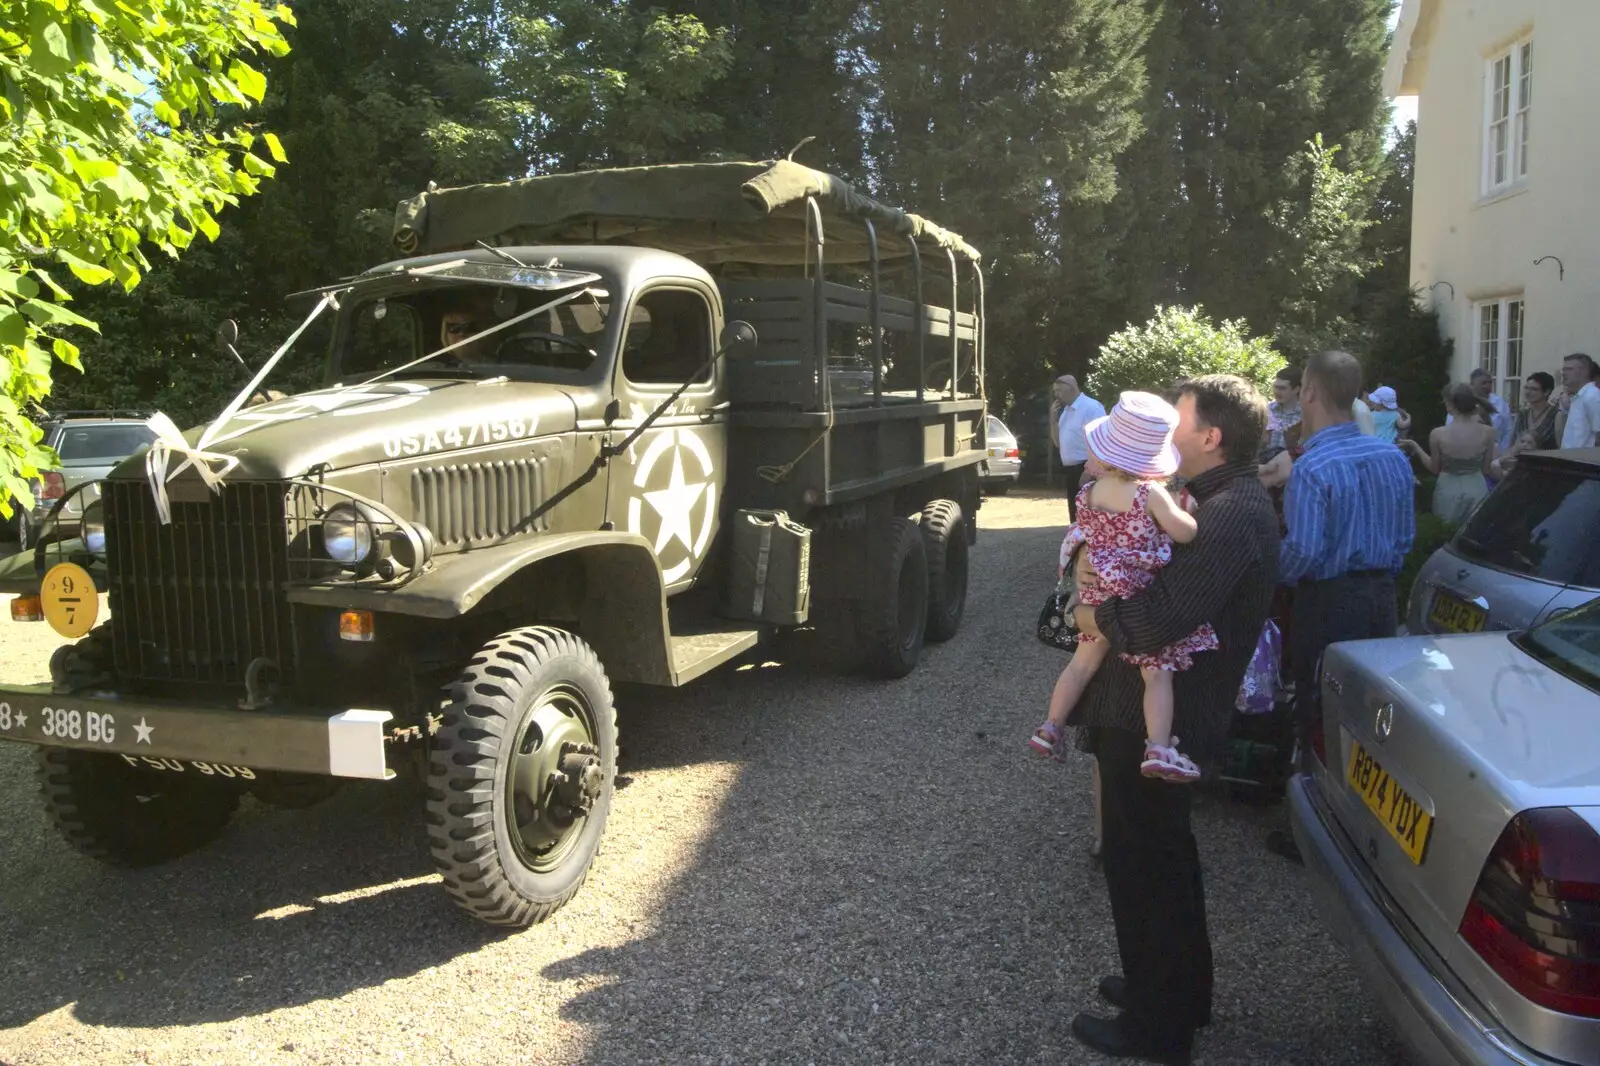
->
xmin=0 ymin=0 xmax=294 ymax=515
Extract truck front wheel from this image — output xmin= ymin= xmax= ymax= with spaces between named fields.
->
xmin=861 ymin=517 xmax=929 ymax=679
xmin=37 ymin=749 xmax=240 ymax=867
xmin=920 ymin=499 xmax=969 ymax=643
xmin=425 ymin=626 xmax=617 ymax=928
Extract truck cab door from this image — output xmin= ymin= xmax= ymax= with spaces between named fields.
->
xmin=606 ymin=285 xmax=726 ymax=591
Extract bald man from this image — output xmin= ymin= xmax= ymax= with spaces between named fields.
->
xmin=1270 ymin=350 xmax=1414 ymax=863
xmin=1049 ymin=374 xmax=1106 ymax=505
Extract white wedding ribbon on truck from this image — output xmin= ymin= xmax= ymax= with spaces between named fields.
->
xmin=142 ymin=294 xmax=336 ymax=524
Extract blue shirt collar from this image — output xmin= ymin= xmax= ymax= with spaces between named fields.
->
xmin=1303 ymin=421 xmax=1361 ymax=451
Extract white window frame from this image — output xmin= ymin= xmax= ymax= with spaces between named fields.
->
xmin=1482 ymin=38 xmax=1532 ymax=195
xmin=1475 ymin=296 xmax=1526 ymax=412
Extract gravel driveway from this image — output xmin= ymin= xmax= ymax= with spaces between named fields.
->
xmin=0 ymin=495 xmax=1410 ymax=1065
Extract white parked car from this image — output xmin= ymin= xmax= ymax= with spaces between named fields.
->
xmin=980 ymin=415 xmax=1021 ymax=493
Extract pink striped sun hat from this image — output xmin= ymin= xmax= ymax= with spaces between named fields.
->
xmin=1085 ymin=391 xmax=1181 ymax=479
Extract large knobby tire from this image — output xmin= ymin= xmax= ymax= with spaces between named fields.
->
xmin=920 ymin=499 xmax=969 ymax=644
xmin=426 ymin=626 xmax=617 ymax=928
xmin=37 ymin=749 xmax=241 ymax=867
xmin=861 ymin=517 xmax=929 ymax=679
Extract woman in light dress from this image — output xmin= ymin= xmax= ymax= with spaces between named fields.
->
xmin=1401 ymin=383 xmax=1498 ymax=523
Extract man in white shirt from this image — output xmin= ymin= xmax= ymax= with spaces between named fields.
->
xmin=1558 ymin=352 xmax=1600 ymax=449
xmin=1049 ymin=374 xmax=1106 ymax=505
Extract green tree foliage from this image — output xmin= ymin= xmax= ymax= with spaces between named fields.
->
xmin=656 ymin=0 xmax=867 ymax=177
xmin=47 ymin=0 xmax=1402 ymax=444
xmin=1096 ymin=0 xmax=1391 ymax=349
xmin=52 ymin=0 xmax=735 ymax=428
xmin=499 ymin=2 xmax=733 ymax=170
xmin=0 ymin=0 xmax=293 ymax=514
xmin=1268 ymin=134 xmax=1380 ymax=362
xmin=1353 ymin=119 xmax=1452 ymax=428
xmin=1359 ymin=120 xmax=1416 ymax=317
xmin=858 ymin=0 xmax=1154 ymax=409
xmin=1088 ymin=305 xmax=1284 ymax=400
xmin=1365 ymin=287 xmax=1455 ymax=438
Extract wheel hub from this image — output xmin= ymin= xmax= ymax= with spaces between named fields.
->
xmin=506 ymin=695 xmax=604 ymax=870
xmin=548 ymin=743 xmax=603 ymax=818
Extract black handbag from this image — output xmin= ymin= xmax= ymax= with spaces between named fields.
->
xmin=1037 ymin=541 xmax=1084 ymax=651
xmin=1036 ymin=587 xmax=1080 ymax=651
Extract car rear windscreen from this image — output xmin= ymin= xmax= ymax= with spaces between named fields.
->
xmin=55 ymin=424 xmax=157 ymax=463
xmin=1453 ymin=463 xmax=1600 ymax=588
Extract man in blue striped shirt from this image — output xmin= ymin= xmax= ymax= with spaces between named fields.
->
xmin=1271 ymin=350 xmax=1414 ymax=863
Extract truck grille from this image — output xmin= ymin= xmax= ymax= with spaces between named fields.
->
xmin=412 ymin=458 xmax=552 ymax=546
xmin=103 ymin=480 xmax=292 ymax=686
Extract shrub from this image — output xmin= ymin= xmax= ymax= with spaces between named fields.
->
xmin=1396 ymin=511 xmax=1457 ymax=620
xmin=1363 ymin=286 xmax=1456 ymax=439
xmin=1088 ymin=305 xmax=1286 ymax=402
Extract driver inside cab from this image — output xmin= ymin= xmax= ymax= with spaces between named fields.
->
xmin=436 ymin=291 xmax=497 ymax=365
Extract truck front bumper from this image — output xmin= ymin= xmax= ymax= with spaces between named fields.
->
xmin=0 ymin=684 xmax=394 ymax=780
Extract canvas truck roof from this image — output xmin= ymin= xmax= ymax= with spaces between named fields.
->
xmin=391 ymin=160 xmax=981 ymax=272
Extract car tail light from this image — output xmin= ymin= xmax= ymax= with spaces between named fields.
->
xmin=38 ymin=472 xmax=65 ymax=501
xmin=1459 ymin=808 xmax=1600 ymax=1017
xmin=1004 ymin=447 xmax=1019 ymax=458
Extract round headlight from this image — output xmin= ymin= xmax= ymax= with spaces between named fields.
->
xmin=322 ymin=503 xmax=374 ymax=565
xmin=82 ymin=500 xmax=106 ymax=554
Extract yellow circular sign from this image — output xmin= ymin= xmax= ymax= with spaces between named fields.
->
xmin=41 ymin=562 xmax=98 ymax=639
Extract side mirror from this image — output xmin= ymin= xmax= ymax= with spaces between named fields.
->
xmin=718 ymin=320 xmax=758 ymax=360
xmin=216 ymin=319 xmax=248 ymax=372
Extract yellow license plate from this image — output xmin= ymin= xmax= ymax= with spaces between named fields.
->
xmin=1347 ymin=741 xmax=1434 ymax=864
xmin=1428 ymin=591 xmax=1486 ymax=633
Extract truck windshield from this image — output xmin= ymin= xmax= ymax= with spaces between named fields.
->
xmin=337 ymin=282 xmax=613 ymax=382
xmin=1515 ymin=598 xmax=1600 ymax=694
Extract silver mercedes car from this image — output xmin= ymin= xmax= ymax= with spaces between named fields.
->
xmin=1291 ymin=601 xmax=1600 ymax=1066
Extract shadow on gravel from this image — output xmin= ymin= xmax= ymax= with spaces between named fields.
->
xmin=0 ymin=520 xmax=1407 ymax=1063
xmin=541 ymin=525 xmax=1412 ymax=1066
xmin=0 ymin=773 xmax=502 ymax=1030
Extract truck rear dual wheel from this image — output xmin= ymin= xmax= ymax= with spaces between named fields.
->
xmin=919 ymin=500 xmax=969 ymax=643
xmin=861 ymin=517 xmax=930 ymax=679
xmin=425 ymin=626 xmax=617 ymax=928
xmin=37 ymin=749 xmax=241 ymax=867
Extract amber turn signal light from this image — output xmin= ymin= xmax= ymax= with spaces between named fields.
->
xmin=339 ymin=609 xmax=375 ymax=642
xmin=10 ymin=595 xmax=43 ymax=622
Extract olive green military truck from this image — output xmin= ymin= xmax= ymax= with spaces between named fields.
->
xmin=0 ymin=160 xmax=988 ymax=927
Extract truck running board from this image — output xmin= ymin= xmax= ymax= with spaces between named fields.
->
xmin=669 ymin=624 xmax=763 ymax=686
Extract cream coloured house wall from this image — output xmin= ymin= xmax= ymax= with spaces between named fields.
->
xmin=1390 ymin=0 xmax=1600 ymax=413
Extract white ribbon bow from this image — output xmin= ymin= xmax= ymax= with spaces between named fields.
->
xmin=143 ymin=413 xmax=241 ymax=524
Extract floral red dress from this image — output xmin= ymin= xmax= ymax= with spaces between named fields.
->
xmin=1060 ymin=479 xmax=1219 ymax=672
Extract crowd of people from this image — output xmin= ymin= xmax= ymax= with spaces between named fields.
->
xmin=1030 ymin=348 xmax=1599 ymax=1064
xmin=1256 ymin=351 xmax=1600 ymax=525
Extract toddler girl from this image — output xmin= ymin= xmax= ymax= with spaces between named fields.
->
xmin=1027 ymin=392 xmax=1218 ymax=782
